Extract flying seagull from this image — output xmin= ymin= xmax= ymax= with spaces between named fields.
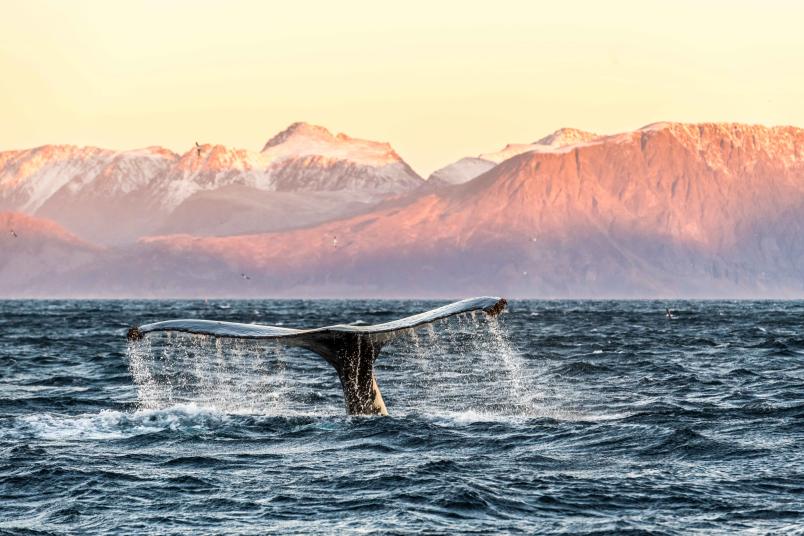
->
xmin=241 ymin=273 xmax=251 ymax=281
xmin=9 ymin=229 xmax=17 ymax=238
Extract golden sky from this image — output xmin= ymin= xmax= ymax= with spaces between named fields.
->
xmin=1 ymin=0 xmax=802 ymax=175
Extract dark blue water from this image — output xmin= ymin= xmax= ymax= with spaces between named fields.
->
xmin=1 ymin=300 xmax=802 ymax=534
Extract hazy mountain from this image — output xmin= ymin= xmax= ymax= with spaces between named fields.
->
xmin=156 ymin=186 xmax=381 ymax=237
xmin=0 ymin=123 xmax=423 ymax=244
xmin=427 ymin=157 xmax=496 ymax=186
xmin=427 ymin=128 xmax=599 ymax=185
xmin=0 ymin=212 xmax=101 ymax=297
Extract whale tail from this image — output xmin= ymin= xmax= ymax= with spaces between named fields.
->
xmin=127 ymin=297 xmax=507 ymax=415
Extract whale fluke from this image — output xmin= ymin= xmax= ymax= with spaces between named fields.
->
xmin=127 ymin=297 xmax=507 ymax=415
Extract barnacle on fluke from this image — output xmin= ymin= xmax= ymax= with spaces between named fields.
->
xmin=483 ymin=298 xmax=507 ymax=317
xmin=127 ymin=326 xmax=143 ymax=341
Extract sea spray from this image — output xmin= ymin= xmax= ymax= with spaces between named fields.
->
xmin=127 ymin=334 xmax=292 ymax=414
xmin=381 ymin=312 xmax=533 ymax=416
xmin=486 ymin=315 xmax=529 ymax=408
xmin=127 ymin=335 xmax=160 ymax=407
xmin=127 ymin=312 xmax=532 ymax=417
xmin=403 ymin=326 xmax=432 ymax=395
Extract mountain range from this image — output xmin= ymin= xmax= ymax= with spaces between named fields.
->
xmin=1 ymin=121 xmax=803 ymax=298
xmin=0 ymin=122 xmax=422 ymax=244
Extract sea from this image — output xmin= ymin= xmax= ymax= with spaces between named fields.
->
xmin=1 ymin=299 xmax=802 ymax=535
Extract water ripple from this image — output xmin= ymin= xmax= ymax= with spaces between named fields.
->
xmin=0 ymin=299 xmax=802 ymax=534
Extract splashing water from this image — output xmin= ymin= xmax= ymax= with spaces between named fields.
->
xmin=126 ymin=313 xmax=535 ymax=417
xmin=384 ymin=313 xmax=536 ymax=416
xmin=127 ymin=335 xmax=290 ymax=414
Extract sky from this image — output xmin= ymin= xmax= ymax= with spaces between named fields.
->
xmin=1 ymin=0 xmax=802 ymax=176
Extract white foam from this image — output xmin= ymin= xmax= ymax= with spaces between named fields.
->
xmin=431 ymin=406 xmax=631 ymax=424
xmin=5 ymin=404 xmax=229 ymax=441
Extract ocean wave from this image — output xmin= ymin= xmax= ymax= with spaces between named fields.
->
xmin=2 ymin=299 xmax=803 ymax=534
xmin=2 ymin=405 xmax=231 ymax=441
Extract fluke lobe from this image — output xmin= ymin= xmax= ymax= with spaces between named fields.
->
xmin=127 ymin=297 xmax=508 ymax=416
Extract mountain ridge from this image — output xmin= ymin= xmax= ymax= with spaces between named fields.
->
xmin=2 ymin=121 xmax=803 ymax=297
xmin=131 ymin=121 xmax=804 ymax=297
xmin=0 ymin=123 xmax=423 ymax=244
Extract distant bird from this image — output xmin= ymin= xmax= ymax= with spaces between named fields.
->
xmin=9 ymin=229 xmax=17 ymax=238
xmin=332 ymin=236 xmax=338 ymax=248
xmin=241 ymin=273 xmax=251 ymax=281
xmin=195 ymin=141 xmax=202 ymax=157
xmin=666 ymin=307 xmax=674 ymax=319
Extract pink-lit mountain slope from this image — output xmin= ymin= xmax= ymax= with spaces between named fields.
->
xmin=0 ymin=123 xmax=423 ymax=243
xmin=61 ymin=122 xmax=800 ymax=298
xmin=0 ymin=212 xmax=101 ymax=297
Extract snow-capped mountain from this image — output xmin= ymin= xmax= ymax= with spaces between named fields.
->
xmin=4 ymin=122 xmax=804 ymax=298
xmin=428 ymin=127 xmax=599 ymax=185
xmin=0 ymin=145 xmax=173 ymax=213
xmin=120 ymin=122 xmax=804 ymax=298
xmin=156 ymin=123 xmax=422 ymax=211
xmin=0 ymin=123 xmax=423 ymax=243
